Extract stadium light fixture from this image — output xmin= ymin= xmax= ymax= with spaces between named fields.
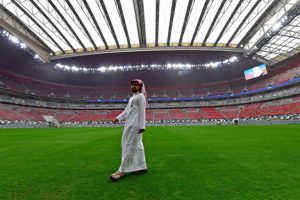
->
xmin=82 ymin=67 xmax=88 ymax=72
xmin=9 ymin=35 xmax=19 ymax=43
xmin=1 ymin=29 xmax=45 ymax=63
xmin=20 ymin=43 xmax=27 ymax=49
xmin=65 ymin=66 xmax=70 ymax=70
xmin=71 ymin=66 xmax=79 ymax=71
xmin=229 ymin=56 xmax=238 ymax=62
xmin=272 ymin=22 xmax=282 ymax=31
xmin=53 ymin=56 xmax=239 ymax=73
xmin=97 ymin=67 xmax=106 ymax=72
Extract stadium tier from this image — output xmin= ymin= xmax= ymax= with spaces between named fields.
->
xmin=1 ymin=95 xmax=299 ymax=123
xmin=0 ymin=44 xmax=300 ymax=126
xmin=1 ymin=59 xmax=300 ymax=100
xmin=2 ymin=1 xmax=300 ymax=199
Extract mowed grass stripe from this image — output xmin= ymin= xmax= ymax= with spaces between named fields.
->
xmin=0 ymin=127 xmax=121 ymax=200
xmin=151 ymin=125 xmax=300 ymax=199
xmin=0 ymin=125 xmax=300 ymax=200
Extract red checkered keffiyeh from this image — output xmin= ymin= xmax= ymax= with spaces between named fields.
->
xmin=129 ymin=79 xmax=148 ymax=106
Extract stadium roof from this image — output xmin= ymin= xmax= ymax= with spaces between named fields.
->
xmin=0 ymin=0 xmax=299 ymax=64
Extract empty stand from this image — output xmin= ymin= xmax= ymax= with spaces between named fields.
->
xmin=1 ymin=95 xmax=300 ymax=123
xmin=1 ymin=62 xmax=299 ymax=100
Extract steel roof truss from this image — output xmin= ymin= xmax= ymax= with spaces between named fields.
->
xmin=11 ymin=0 xmax=65 ymax=53
xmin=231 ymin=0 xmax=276 ymax=45
xmin=178 ymin=0 xmax=194 ymax=46
xmin=133 ymin=0 xmax=146 ymax=47
xmin=65 ymin=0 xmax=97 ymax=50
xmin=226 ymin=0 xmax=261 ymax=46
xmin=214 ymin=0 xmax=244 ymax=46
xmin=238 ymin=0 xmax=289 ymax=47
xmin=190 ymin=0 xmax=211 ymax=46
xmin=115 ymin=0 xmax=131 ymax=47
xmin=155 ymin=0 xmax=159 ymax=47
xmin=203 ymin=0 xmax=227 ymax=45
xmin=0 ymin=3 xmax=53 ymax=54
xmin=249 ymin=3 xmax=300 ymax=56
xmin=167 ymin=0 xmax=176 ymax=46
xmin=79 ymin=0 xmax=108 ymax=49
xmin=47 ymin=0 xmax=86 ymax=51
xmin=29 ymin=0 xmax=76 ymax=52
xmin=98 ymin=0 xmax=119 ymax=48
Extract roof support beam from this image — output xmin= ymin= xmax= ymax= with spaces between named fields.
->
xmin=133 ymin=0 xmax=146 ymax=47
xmin=203 ymin=0 xmax=227 ymax=45
xmin=280 ymin=29 xmax=299 ymax=35
xmin=238 ymin=0 xmax=289 ymax=47
xmin=11 ymin=0 xmax=65 ymax=54
xmin=29 ymin=0 xmax=76 ymax=53
xmin=190 ymin=0 xmax=210 ymax=46
xmin=65 ymin=0 xmax=97 ymax=50
xmin=179 ymin=0 xmax=194 ymax=46
xmin=115 ymin=0 xmax=131 ymax=48
xmin=247 ymin=2 xmax=300 ymax=56
xmin=48 ymin=0 xmax=86 ymax=51
xmin=51 ymin=46 xmax=243 ymax=60
xmin=81 ymin=0 xmax=107 ymax=49
xmin=269 ymin=43 xmax=300 ymax=50
xmin=155 ymin=0 xmax=159 ymax=47
xmin=277 ymin=34 xmax=300 ymax=40
xmin=167 ymin=0 xmax=177 ymax=46
xmin=0 ymin=7 xmax=51 ymax=62
xmin=225 ymin=0 xmax=261 ymax=47
xmin=214 ymin=0 xmax=244 ymax=46
xmin=260 ymin=46 xmax=300 ymax=56
xmin=251 ymin=54 xmax=272 ymax=65
xmin=0 ymin=4 xmax=53 ymax=54
xmin=99 ymin=0 xmax=120 ymax=48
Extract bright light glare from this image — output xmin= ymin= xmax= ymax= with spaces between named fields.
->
xmin=1 ymin=29 xmax=45 ymax=62
xmin=71 ymin=66 xmax=79 ymax=71
xmin=9 ymin=36 xmax=19 ymax=43
xmin=229 ymin=56 xmax=238 ymax=62
xmin=20 ymin=43 xmax=27 ymax=48
xmin=272 ymin=22 xmax=282 ymax=31
xmin=53 ymin=56 xmax=239 ymax=73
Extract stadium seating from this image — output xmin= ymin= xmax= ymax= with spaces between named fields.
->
xmin=185 ymin=108 xmax=204 ymax=120
xmin=218 ymin=106 xmax=241 ymax=119
xmin=0 ymin=57 xmax=300 ymax=125
xmin=169 ymin=109 xmax=187 ymax=120
xmin=153 ymin=110 xmax=170 ymax=121
xmin=1 ymin=76 xmax=24 ymax=92
xmin=200 ymin=107 xmax=224 ymax=119
xmin=1 ymin=94 xmax=300 ymax=123
xmin=1 ymin=60 xmax=300 ymax=100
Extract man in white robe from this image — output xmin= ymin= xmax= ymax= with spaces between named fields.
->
xmin=111 ymin=79 xmax=147 ymax=181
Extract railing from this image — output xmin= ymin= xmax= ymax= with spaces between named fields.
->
xmin=86 ymin=77 xmax=300 ymax=103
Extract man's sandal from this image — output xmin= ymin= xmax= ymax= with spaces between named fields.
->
xmin=110 ymin=172 xmax=125 ymax=181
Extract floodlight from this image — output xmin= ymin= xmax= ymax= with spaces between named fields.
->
xmin=229 ymin=56 xmax=238 ymax=62
xmin=9 ymin=36 xmax=19 ymax=43
xmin=272 ymin=22 xmax=281 ymax=31
xmin=64 ymin=66 xmax=70 ymax=70
xmin=71 ymin=66 xmax=79 ymax=71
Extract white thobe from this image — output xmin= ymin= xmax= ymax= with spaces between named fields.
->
xmin=116 ymin=92 xmax=147 ymax=173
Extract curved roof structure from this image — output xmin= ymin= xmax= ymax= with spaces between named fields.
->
xmin=0 ymin=0 xmax=299 ymax=64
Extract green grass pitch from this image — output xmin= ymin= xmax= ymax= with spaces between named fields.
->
xmin=0 ymin=125 xmax=300 ymax=200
